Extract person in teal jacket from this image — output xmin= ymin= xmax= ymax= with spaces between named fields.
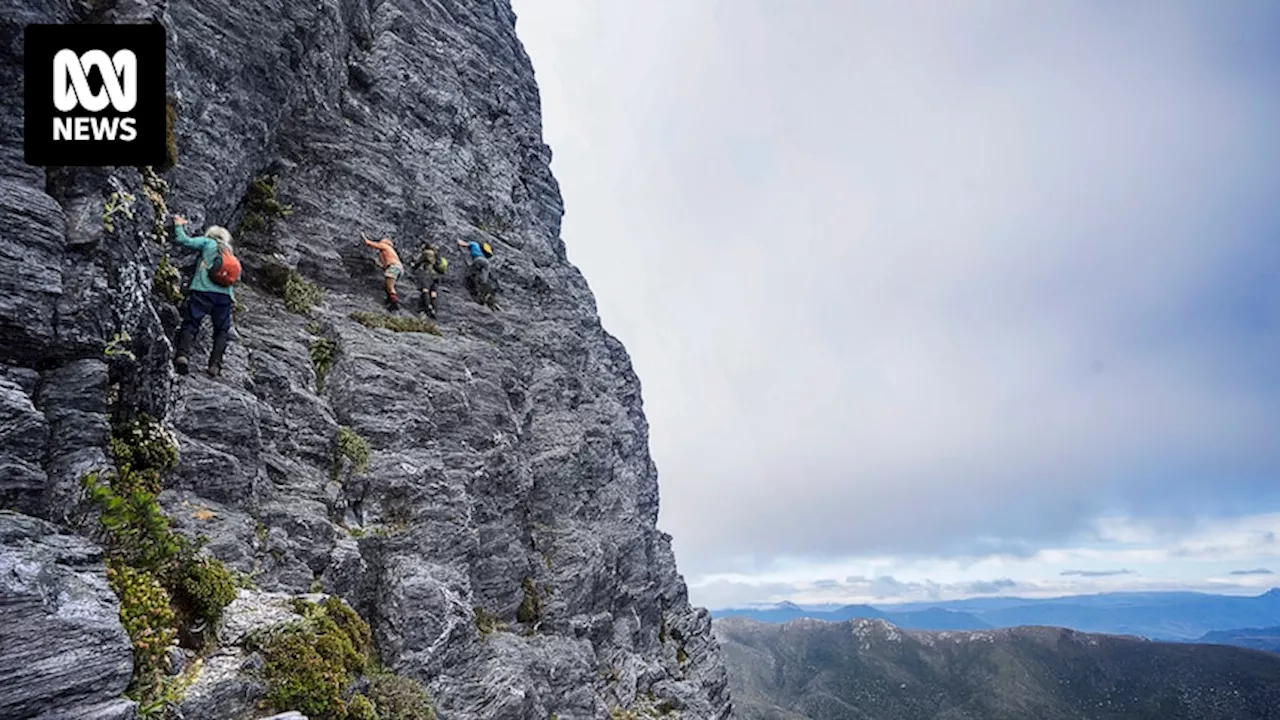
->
xmin=172 ymin=215 xmax=235 ymax=377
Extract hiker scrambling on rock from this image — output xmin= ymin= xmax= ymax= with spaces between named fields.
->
xmin=409 ymin=242 xmax=448 ymax=318
xmin=171 ymin=215 xmax=241 ymax=378
xmin=362 ymin=232 xmax=404 ymax=311
xmin=457 ymin=235 xmax=498 ymax=309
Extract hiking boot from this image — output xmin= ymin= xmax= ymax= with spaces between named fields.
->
xmin=173 ymin=329 xmax=194 ymax=375
xmin=205 ymin=363 xmax=221 ymax=378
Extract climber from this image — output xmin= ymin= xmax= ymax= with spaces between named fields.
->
xmin=409 ymin=242 xmax=448 ymax=318
xmin=361 ymin=231 xmax=404 ymax=311
xmin=457 ymin=235 xmax=498 ymax=309
xmin=171 ymin=215 xmax=240 ymax=378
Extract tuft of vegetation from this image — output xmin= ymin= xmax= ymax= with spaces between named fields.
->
xmin=248 ymin=596 xmax=436 ymax=720
xmin=140 ymin=166 xmax=170 ymax=243
xmin=84 ymin=413 xmax=238 ymax=710
xmin=250 ymin=596 xmax=372 ymax=719
xmin=349 ymin=311 xmax=441 ymax=335
xmin=284 ymin=271 xmax=324 ymax=315
xmin=346 ymin=694 xmax=378 ymax=720
xmin=104 ymin=331 xmax=137 ymax=363
xmin=153 ymin=254 xmax=184 ymax=304
xmin=103 ymin=190 xmax=136 ymax=233
xmin=367 ymin=671 xmax=437 ymax=720
xmin=333 ymin=426 xmax=371 ymax=481
xmin=676 ymin=647 xmax=689 ymax=664
xmin=310 ymin=335 xmax=337 ymax=392
xmin=107 ymin=561 xmax=178 ymax=693
xmin=236 ymin=173 xmax=293 ymax=235
xmin=473 ymin=606 xmax=506 ymax=637
xmin=517 ymin=577 xmax=543 ymax=625
xmin=179 ymin=556 xmax=237 ymax=629
xmin=110 ymin=413 xmax=179 ymax=475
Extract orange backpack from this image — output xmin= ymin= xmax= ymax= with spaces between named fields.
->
xmin=208 ymin=247 xmax=242 ymax=287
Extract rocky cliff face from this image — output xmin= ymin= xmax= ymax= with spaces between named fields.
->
xmin=0 ymin=1 xmax=731 ymax=718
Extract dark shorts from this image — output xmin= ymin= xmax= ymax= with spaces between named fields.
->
xmin=416 ymin=270 xmax=441 ymax=293
xmin=182 ymin=290 xmax=233 ymax=336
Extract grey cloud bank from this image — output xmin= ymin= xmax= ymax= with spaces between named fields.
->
xmin=512 ymin=1 xmax=1280 ymax=581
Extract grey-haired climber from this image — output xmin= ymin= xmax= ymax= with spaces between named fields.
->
xmin=171 ymin=215 xmax=241 ymax=378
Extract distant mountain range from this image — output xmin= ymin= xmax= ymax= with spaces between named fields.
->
xmin=711 ymin=588 xmax=1280 ymax=641
xmin=1196 ymin=626 xmax=1280 ymax=654
xmin=715 ymin=616 xmax=1280 ymax=720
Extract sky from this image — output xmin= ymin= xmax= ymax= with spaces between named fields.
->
xmin=509 ymin=0 xmax=1280 ymax=608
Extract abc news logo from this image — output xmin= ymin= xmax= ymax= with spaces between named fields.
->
xmin=24 ymin=24 xmax=166 ymax=167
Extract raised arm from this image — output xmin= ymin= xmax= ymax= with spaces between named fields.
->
xmin=173 ymin=215 xmax=212 ymax=251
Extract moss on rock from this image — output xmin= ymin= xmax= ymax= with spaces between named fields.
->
xmin=367 ymin=671 xmax=436 ymax=720
xmin=333 ymin=426 xmax=371 ymax=480
xmin=349 ymin=311 xmax=441 ymax=335
xmin=284 ymin=271 xmax=324 ymax=315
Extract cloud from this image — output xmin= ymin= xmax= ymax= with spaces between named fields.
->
xmin=1229 ymin=568 xmax=1274 ymax=576
xmin=964 ymin=578 xmax=1018 ymax=594
xmin=1060 ymin=569 xmax=1136 ymax=578
xmin=514 ymin=0 xmax=1280 ymax=579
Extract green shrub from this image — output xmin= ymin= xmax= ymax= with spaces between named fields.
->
xmin=517 ymin=577 xmax=543 ymax=625
xmin=284 ymin=271 xmax=324 ymax=314
xmin=367 ymin=671 xmax=436 ymax=720
xmin=108 ymin=561 xmax=177 ymax=692
xmin=154 ymin=255 xmax=184 ymax=303
xmin=180 ymin=556 xmax=237 ymax=627
xmin=110 ymin=413 xmax=179 ymax=474
xmin=86 ymin=414 xmax=238 ymax=710
xmin=140 ymin=166 xmax=170 ymax=243
xmin=321 ymin=595 xmax=374 ymax=661
xmin=310 ymin=336 xmax=337 ymax=392
xmin=103 ymin=191 xmax=136 ymax=233
xmin=347 ymin=694 xmax=379 ymax=720
xmin=349 ymin=312 xmax=441 ymax=336
xmin=236 ymin=174 xmax=293 ymax=236
xmin=333 ymin=426 xmax=370 ymax=480
xmin=84 ymin=469 xmax=186 ymax=574
xmin=253 ymin=597 xmax=373 ymax=719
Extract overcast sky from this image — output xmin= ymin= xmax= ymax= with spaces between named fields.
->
xmin=510 ymin=0 xmax=1280 ymax=608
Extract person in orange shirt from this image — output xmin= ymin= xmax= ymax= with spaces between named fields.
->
xmin=361 ymin=231 xmax=404 ymax=310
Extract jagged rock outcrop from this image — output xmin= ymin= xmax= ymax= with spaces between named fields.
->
xmin=0 ymin=511 xmax=136 ymax=720
xmin=0 ymin=1 xmax=731 ymax=718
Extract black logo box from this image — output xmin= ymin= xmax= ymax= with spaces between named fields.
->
xmin=24 ymin=23 xmax=166 ymax=167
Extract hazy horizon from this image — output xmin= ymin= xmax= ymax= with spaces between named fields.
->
xmin=512 ymin=0 xmax=1280 ymax=608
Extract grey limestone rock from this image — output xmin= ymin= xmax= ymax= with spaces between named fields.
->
xmin=0 ymin=0 xmax=730 ymax=717
xmin=0 ymin=511 xmax=136 ymax=720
